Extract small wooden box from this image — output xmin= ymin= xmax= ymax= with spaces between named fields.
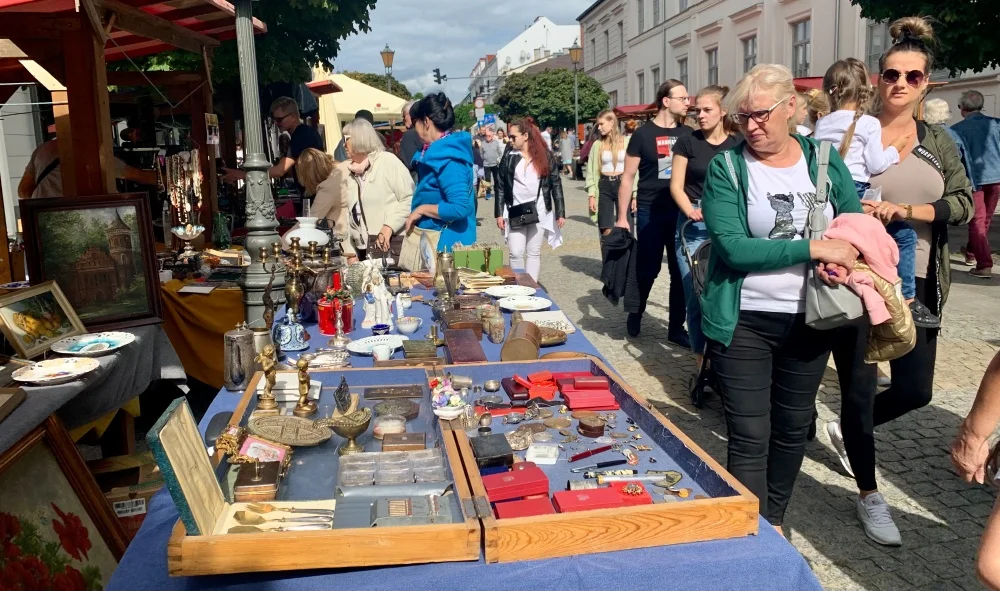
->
xmin=443 ymin=309 xmax=483 ymax=340
xmin=381 ymin=433 xmax=426 ymax=452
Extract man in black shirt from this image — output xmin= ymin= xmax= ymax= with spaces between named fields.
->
xmin=616 ymin=79 xmax=693 ymax=342
xmin=222 ymin=96 xmax=323 ymax=189
xmin=398 ymin=100 xmax=423 ymax=177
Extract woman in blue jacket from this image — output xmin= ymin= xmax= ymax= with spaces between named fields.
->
xmin=404 ymin=93 xmax=477 ymax=250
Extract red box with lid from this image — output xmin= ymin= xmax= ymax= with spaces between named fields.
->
xmin=482 ymin=462 xmax=549 ymax=503
xmin=561 ymin=389 xmax=619 ymax=411
xmin=552 ymin=488 xmax=626 ymax=513
xmin=493 ymin=496 xmax=556 ymax=519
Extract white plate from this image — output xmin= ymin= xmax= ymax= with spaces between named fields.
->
xmin=50 ymin=332 xmax=135 ymax=356
xmin=13 ymin=357 xmax=100 ymax=385
xmin=497 ymin=296 xmax=553 ymax=312
xmin=346 ymin=335 xmax=409 ymax=355
xmin=485 ymin=285 xmax=537 ymax=298
xmin=520 ymin=311 xmax=576 ymax=334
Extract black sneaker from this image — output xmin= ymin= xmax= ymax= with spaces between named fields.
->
xmin=627 ymin=313 xmax=641 ymax=337
xmin=667 ymin=329 xmax=691 ymax=349
xmin=909 ymin=299 xmax=940 ymax=329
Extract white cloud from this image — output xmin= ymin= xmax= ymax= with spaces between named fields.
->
xmin=333 ymin=0 xmax=592 ymax=103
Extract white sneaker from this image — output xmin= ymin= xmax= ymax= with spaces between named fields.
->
xmin=856 ymin=492 xmax=902 ymax=546
xmin=826 ymin=420 xmax=855 ymax=477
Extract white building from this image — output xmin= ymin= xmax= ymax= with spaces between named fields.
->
xmin=0 ymin=86 xmax=42 ymax=237
xmin=578 ymin=0 xmax=1000 ymax=121
xmin=468 ymin=16 xmax=581 ymax=103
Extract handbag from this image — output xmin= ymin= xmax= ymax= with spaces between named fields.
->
xmin=508 ymin=178 xmax=542 ymax=230
xmin=399 ymin=226 xmax=441 ymax=272
xmin=353 ymin=174 xmax=403 ymax=260
xmin=803 ymin=141 xmax=864 ymax=330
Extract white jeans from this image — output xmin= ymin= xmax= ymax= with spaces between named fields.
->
xmin=507 ymin=223 xmax=544 ymax=281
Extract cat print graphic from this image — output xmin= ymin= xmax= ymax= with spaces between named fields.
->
xmin=766 ymin=193 xmax=798 ymax=240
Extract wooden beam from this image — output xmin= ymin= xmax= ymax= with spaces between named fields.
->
xmin=0 ymin=15 xmax=82 ymax=40
xmin=18 ymin=60 xmax=65 ymax=92
xmin=106 ymin=70 xmax=203 ymax=87
xmin=52 ymin=90 xmax=77 ymax=197
xmin=104 ymin=0 xmax=219 ymax=55
xmin=108 ymin=17 xmax=234 ymax=49
xmin=79 ymin=0 xmax=108 ymax=43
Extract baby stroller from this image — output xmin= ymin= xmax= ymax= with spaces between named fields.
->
xmin=679 ymin=218 xmax=716 ymax=409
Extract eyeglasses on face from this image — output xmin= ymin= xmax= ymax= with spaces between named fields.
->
xmin=668 ymin=95 xmax=690 ymax=103
xmin=880 ymin=68 xmax=925 ymax=88
xmin=272 ymin=112 xmax=293 ymax=123
xmin=732 ymin=95 xmax=792 ymax=126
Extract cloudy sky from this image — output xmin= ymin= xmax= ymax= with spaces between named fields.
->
xmin=332 ymin=0 xmax=593 ymax=102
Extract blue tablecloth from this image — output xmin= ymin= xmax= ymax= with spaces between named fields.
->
xmin=106 ymin=286 xmax=823 ymax=591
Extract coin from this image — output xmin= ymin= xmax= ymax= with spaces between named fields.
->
xmin=559 ymin=428 xmax=572 ymax=436
xmin=572 ymin=411 xmax=598 ymax=420
xmin=521 ymin=422 xmax=547 ymax=434
xmin=578 ymin=416 xmax=606 ymax=429
xmin=544 ymin=417 xmax=571 ymax=429
xmin=538 ymin=409 xmax=554 ymax=419
xmin=532 ymin=432 xmax=553 ymax=442
xmin=505 ymin=431 xmax=531 ymax=451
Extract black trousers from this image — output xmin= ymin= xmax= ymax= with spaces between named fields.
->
xmin=830 ymin=317 xmax=879 ymax=492
xmin=707 ymin=310 xmax=832 ymax=525
xmin=484 ymin=166 xmax=500 ymax=193
xmin=635 ymin=202 xmax=686 ymax=333
xmin=597 ymin=176 xmax=623 ymax=230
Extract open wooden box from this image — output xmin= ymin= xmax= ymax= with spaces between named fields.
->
xmin=440 ymin=357 xmax=759 ymax=563
xmin=149 ymin=369 xmax=481 ymax=577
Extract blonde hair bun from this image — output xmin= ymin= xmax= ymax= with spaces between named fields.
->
xmin=889 ymin=16 xmax=934 ymax=46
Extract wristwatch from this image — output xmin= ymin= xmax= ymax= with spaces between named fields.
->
xmin=904 ymin=204 xmax=914 ymax=221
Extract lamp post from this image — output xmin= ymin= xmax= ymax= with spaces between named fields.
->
xmin=235 ymin=0 xmax=284 ymax=326
xmin=381 ymin=44 xmax=395 ymax=94
xmin=570 ymin=40 xmax=583 ymax=136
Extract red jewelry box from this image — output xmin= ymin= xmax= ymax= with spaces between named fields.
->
xmin=482 ymin=463 xmax=549 ymax=503
xmin=550 ymin=371 xmax=591 ymax=381
xmin=502 ymin=377 xmax=530 ymax=401
xmin=609 ymin=481 xmax=654 ymax=506
xmin=493 ymin=496 xmax=556 ymax=519
xmin=528 ymin=384 xmax=557 ymax=400
xmin=574 ymin=376 xmax=610 ymax=390
xmin=552 ymin=488 xmax=626 ymax=513
xmin=562 ymin=389 xmax=618 ymax=410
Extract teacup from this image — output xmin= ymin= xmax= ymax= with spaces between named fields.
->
xmin=371 ymin=323 xmax=391 ymax=336
xmin=396 ymin=317 xmax=423 ymax=335
xmin=399 ymin=294 xmax=413 ymax=309
xmin=371 ymin=344 xmax=393 ymax=361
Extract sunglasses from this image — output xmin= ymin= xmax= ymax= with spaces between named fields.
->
xmin=732 ymin=95 xmax=792 ymax=126
xmin=881 ymin=68 xmax=925 ymax=88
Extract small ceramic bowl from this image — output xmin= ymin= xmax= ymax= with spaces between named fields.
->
xmin=433 ymin=404 xmax=468 ymax=420
xmin=399 ymin=294 xmax=413 ymax=309
xmin=371 ymin=323 xmax=391 ymax=336
xmin=396 ymin=317 xmax=423 ymax=335
xmin=483 ymin=379 xmax=501 ymax=392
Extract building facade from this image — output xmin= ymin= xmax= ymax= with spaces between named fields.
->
xmin=578 ymin=0 xmax=1000 ymax=121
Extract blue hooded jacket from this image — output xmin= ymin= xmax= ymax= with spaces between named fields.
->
xmin=411 ymin=131 xmax=477 ymax=250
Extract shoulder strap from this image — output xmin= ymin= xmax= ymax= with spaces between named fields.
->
xmin=36 ymin=157 xmax=60 ymax=186
xmin=351 ymin=175 xmax=370 ymax=233
xmin=724 ymin=151 xmax=739 ymax=191
xmin=814 ymin=141 xmax=832 ymax=206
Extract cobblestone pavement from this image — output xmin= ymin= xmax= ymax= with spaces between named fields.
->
xmin=478 ymin=178 xmax=999 ymax=590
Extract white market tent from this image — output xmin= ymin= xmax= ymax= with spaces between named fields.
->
xmin=314 ymin=71 xmax=408 ymax=156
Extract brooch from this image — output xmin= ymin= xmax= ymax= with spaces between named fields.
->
xmin=621 ymin=483 xmax=644 ymax=496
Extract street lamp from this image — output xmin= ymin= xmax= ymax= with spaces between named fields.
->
xmin=380 ymin=44 xmax=395 ymax=94
xmin=570 ymin=40 xmax=583 ymax=136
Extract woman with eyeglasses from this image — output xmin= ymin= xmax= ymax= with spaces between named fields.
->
xmin=700 ymin=63 xmax=865 ymax=529
xmin=615 ymin=79 xmax=693 ymax=340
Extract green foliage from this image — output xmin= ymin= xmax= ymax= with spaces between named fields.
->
xmin=454 ymin=104 xmax=499 ymax=130
xmin=494 ymin=69 xmax=609 ymax=129
xmin=850 ymin=1 xmax=1000 ymax=74
xmin=341 ymin=71 xmax=413 ymax=99
xmin=110 ymin=0 xmax=377 ymax=85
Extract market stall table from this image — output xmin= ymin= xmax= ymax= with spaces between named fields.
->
xmin=160 ymin=279 xmax=244 ymax=388
xmin=0 ymin=325 xmax=186 ymax=455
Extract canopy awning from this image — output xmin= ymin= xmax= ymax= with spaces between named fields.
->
xmin=320 ymin=73 xmax=407 ymax=120
xmin=614 ymin=104 xmax=657 ymax=119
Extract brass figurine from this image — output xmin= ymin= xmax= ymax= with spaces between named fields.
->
xmin=292 ymin=357 xmax=317 ymax=417
xmin=256 ymin=344 xmax=278 ymax=412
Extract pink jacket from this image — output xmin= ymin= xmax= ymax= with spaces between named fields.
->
xmin=823 ymin=213 xmax=900 ymax=325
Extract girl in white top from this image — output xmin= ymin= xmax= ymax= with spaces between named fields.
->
xmin=585 ymin=109 xmax=634 ymax=233
xmin=813 ymin=59 xmax=910 ymax=192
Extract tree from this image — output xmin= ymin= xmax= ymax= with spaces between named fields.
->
xmin=454 ymin=104 xmax=498 ymax=130
xmin=494 ymin=69 xmax=609 ymax=129
xmin=850 ymin=1 xmax=1000 ymax=74
xmin=341 ymin=72 xmax=413 ymax=99
xmin=114 ymin=0 xmax=377 ymax=86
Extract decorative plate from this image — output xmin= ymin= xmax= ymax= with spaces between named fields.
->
xmin=13 ymin=357 xmax=100 ymax=386
xmin=520 ymin=311 xmax=576 ymax=334
xmin=485 ymin=285 xmax=537 ymax=298
xmin=496 ymin=296 xmax=553 ymax=312
xmin=346 ymin=335 xmax=409 ymax=356
xmin=247 ymin=415 xmax=333 ymax=447
xmin=50 ymin=332 xmax=136 ymax=356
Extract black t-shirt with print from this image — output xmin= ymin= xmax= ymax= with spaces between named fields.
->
xmin=626 ymin=121 xmax=692 ymax=208
xmin=672 ymin=130 xmax=741 ymax=203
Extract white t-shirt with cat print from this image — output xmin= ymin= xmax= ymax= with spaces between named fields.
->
xmin=740 ymin=151 xmax=834 ymax=314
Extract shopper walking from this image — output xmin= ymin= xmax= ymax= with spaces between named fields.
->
xmin=616 ymin=79 xmax=693 ymax=341
xmin=700 ymin=63 xmax=865 ymax=527
xmin=586 ymin=110 xmax=632 ymax=235
xmin=559 ymin=130 xmax=576 ymax=178
xmin=494 ymin=117 xmax=565 ymax=281
xmin=481 ymin=127 xmax=504 ymax=200
xmin=951 ymin=89 xmax=1000 ymax=279
xmin=670 ymin=85 xmax=740 ymax=369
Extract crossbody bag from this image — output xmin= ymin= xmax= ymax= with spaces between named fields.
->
xmin=508 ymin=163 xmax=543 ymax=230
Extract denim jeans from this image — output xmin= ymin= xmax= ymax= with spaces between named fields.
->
xmin=675 ymin=214 xmax=709 ymax=354
xmin=886 ymin=221 xmax=917 ymax=300
xmin=635 ymin=204 xmax=686 ymax=333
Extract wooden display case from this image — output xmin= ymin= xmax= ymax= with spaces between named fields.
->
xmin=441 ymin=358 xmax=759 ymax=563
xmin=154 ymin=369 xmax=482 ymax=577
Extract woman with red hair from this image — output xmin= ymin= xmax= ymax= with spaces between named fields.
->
xmin=494 ymin=117 xmax=566 ymax=281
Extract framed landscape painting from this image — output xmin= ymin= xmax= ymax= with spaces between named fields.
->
xmin=22 ymin=194 xmax=162 ymax=332
xmin=0 ymin=281 xmax=86 ymax=359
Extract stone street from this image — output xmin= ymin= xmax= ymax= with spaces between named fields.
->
xmin=478 ymin=177 xmax=999 ymax=591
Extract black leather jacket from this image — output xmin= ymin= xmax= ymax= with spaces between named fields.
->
xmin=493 ymin=145 xmax=566 ymax=220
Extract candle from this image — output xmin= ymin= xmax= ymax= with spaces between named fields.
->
xmin=333 ymin=270 xmax=342 ymax=291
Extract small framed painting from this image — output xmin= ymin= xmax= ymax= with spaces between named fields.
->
xmin=0 ymin=416 xmax=129 ymax=590
xmin=0 ymin=281 xmax=86 ymax=359
xmin=21 ymin=193 xmax=163 ymax=332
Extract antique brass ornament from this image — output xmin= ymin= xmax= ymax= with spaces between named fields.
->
xmin=317 ymin=407 xmax=373 ymax=456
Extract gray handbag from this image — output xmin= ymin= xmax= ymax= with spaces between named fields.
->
xmin=804 ymin=141 xmax=864 ymax=330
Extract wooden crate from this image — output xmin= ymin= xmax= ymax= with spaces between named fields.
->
xmin=160 ymin=368 xmax=482 ymax=577
xmin=442 ymin=358 xmax=759 ymax=563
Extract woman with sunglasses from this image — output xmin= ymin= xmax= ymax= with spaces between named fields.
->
xmin=700 ymin=63 xmax=864 ymax=529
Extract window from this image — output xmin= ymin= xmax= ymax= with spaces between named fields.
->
xmin=618 ymin=22 xmax=624 ymax=55
xmin=866 ymin=22 xmax=888 ymax=72
xmin=680 ymin=0 xmax=688 ymax=10
xmin=743 ymin=36 xmax=757 ymax=73
xmin=653 ymin=0 xmax=660 ymax=24
xmin=677 ymin=57 xmax=688 ymax=88
xmin=637 ymin=0 xmax=644 ymax=33
xmin=706 ymin=49 xmax=718 ymax=85
xmin=591 ymin=39 xmax=596 ymax=67
xmin=604 ymin=30 xmax=610 ymax=63
xmin=637 ymin=72 xmax=645 ymax=105
xmin=609 ymin=90 xmax=619 ymax=107
xmin=792 ymin=19 xmax=811 ymax=78
xmin=652 ymin=67 xmax=661 ymax=91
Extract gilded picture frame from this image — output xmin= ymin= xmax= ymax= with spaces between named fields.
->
xmin=0 ymin=280 xmax=86 ymax=359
